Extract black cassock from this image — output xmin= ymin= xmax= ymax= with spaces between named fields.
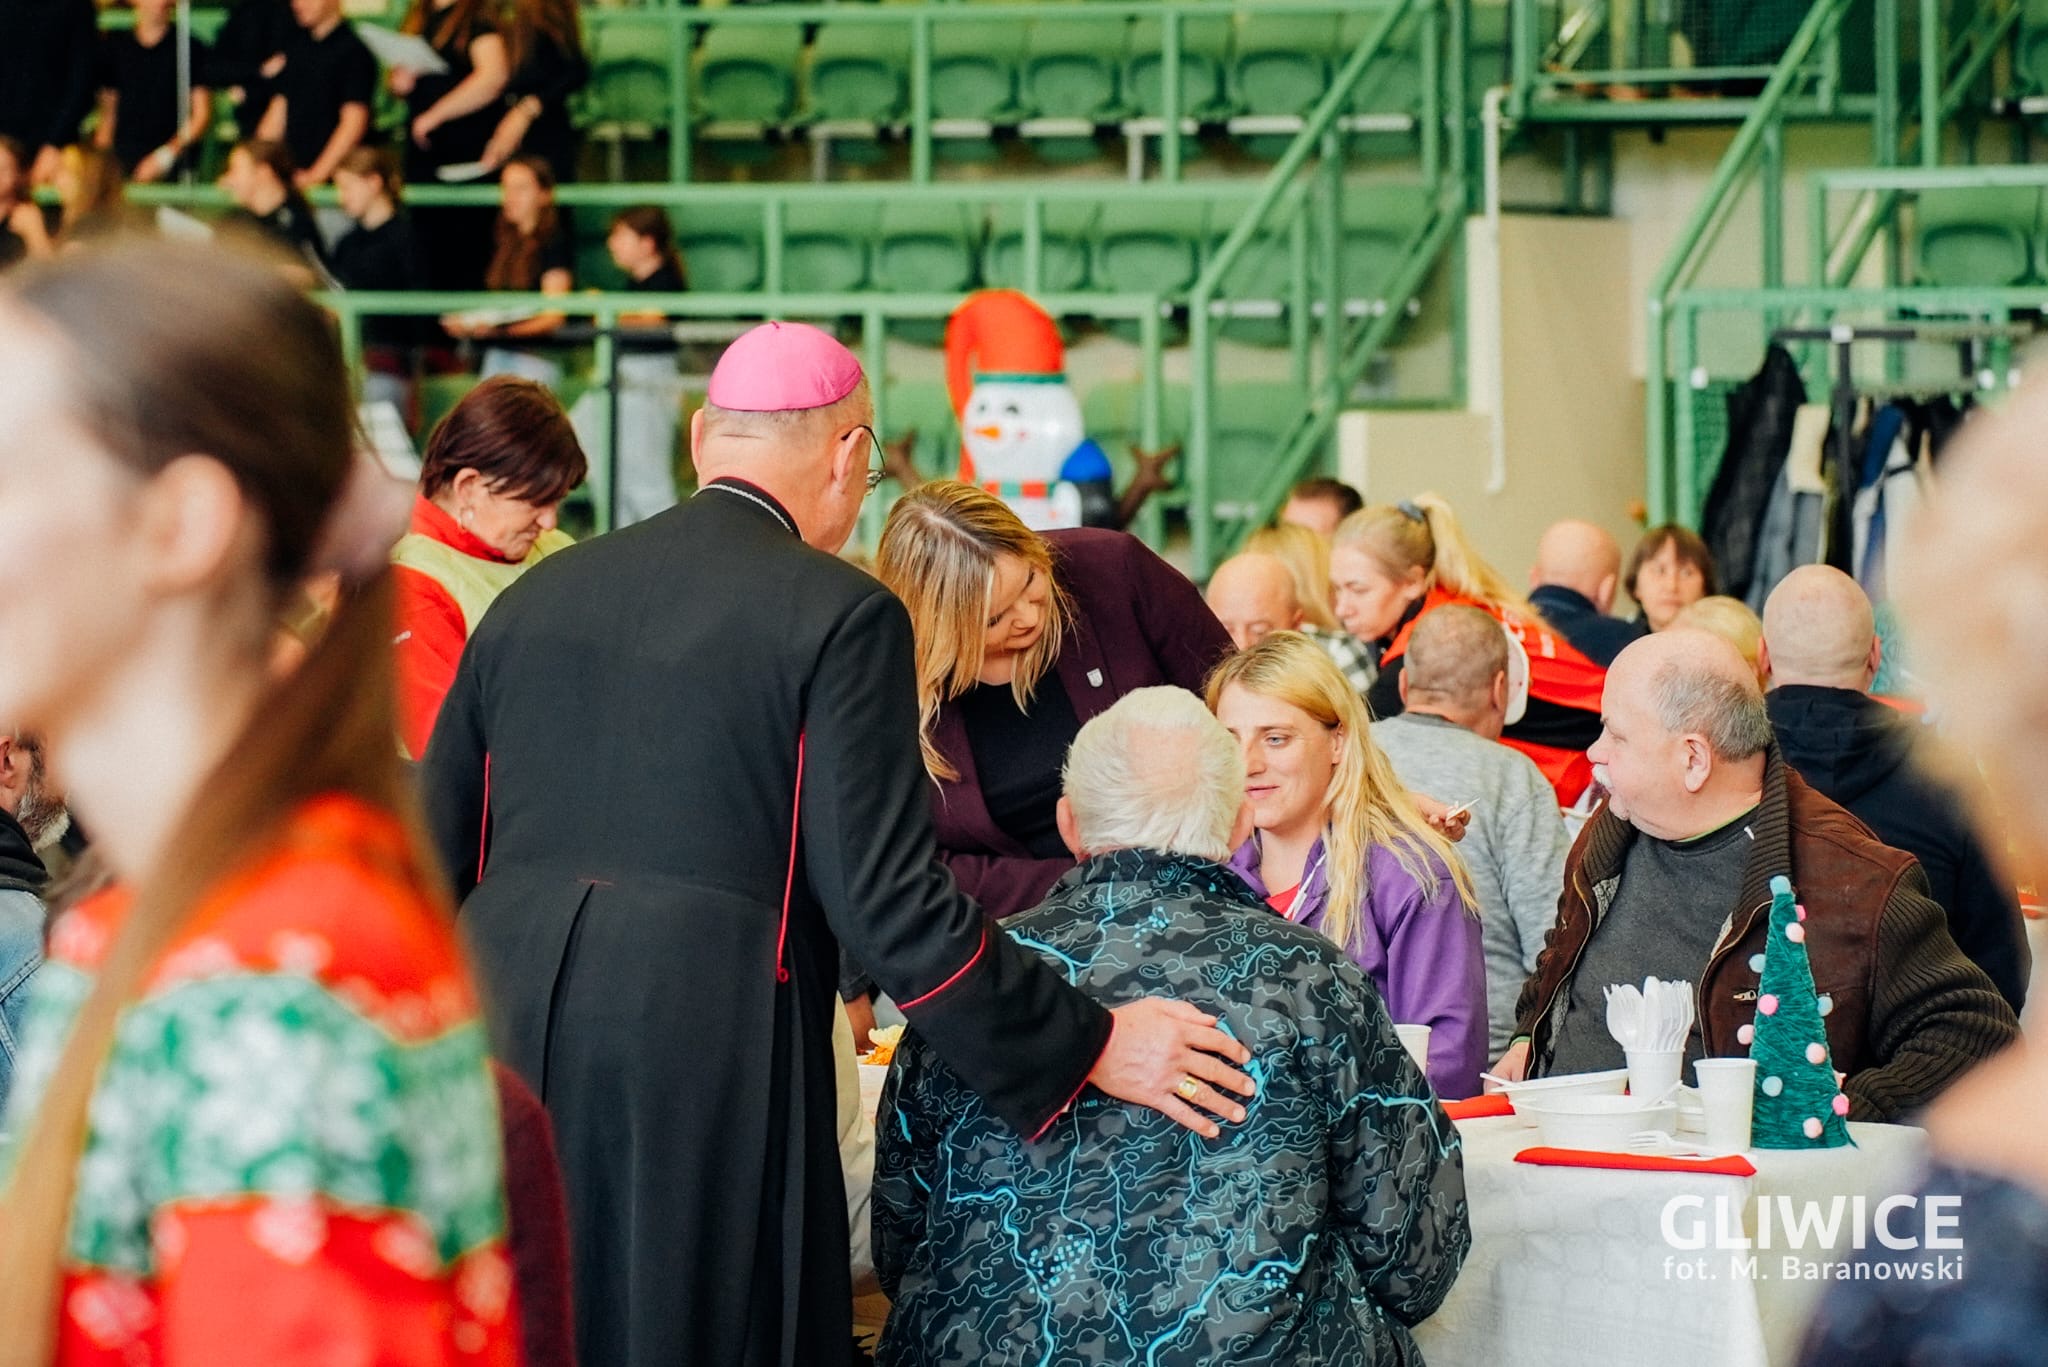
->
xmin=421 ymin=479 xmax=1111 ymax=1367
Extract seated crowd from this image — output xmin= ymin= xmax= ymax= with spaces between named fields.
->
xmin=0 ymin=235 xmax=2033 ymax=1367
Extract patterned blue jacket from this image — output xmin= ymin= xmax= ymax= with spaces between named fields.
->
xmin=872 ymin=847 xmax=1470 ymax=1365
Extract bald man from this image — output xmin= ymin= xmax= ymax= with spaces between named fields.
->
xmin=1498 ymin=630 xmax=2015 ymax=1117
xmin=1761 ymin=566 xmax=2028 ymax=1011
xmin=422 ymin=322 xmax=1253 ymax=1367
xmin=1528 ymin=518 xmax=1645 ymax=667
xmin=1206 ymin=551 xmax=1379 ymax=694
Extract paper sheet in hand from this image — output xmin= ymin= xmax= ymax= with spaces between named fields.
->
xmin=155 ymin=206 xmax=214 ymax=243
xmin=355 ymin=23 xmax=448 ymax=74
xmin=435 ymin=161 xmax=494 ymax=183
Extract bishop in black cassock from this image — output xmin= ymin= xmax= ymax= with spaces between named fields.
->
xmin=421 ymin=322 xmax=1250 ymax=1367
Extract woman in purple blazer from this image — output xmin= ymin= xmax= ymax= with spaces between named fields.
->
xmin=1208 ymin=631 xmax=1487 ymax=1098
xmin=874 ymin=482 xmax=1234 ymax=920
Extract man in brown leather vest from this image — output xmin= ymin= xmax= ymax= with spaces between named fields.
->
xmin=1492 ymin=630 xmax=2015 ymax=1122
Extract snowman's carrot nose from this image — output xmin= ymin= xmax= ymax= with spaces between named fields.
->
xmin=974 ymin=425 xmax=1003 ymax=439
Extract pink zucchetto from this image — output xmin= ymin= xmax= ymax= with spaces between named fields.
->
xmin=706 ymin=321 xmax=864 ymax=412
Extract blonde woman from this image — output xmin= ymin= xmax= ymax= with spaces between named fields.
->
xmin=1334 ymin=493 xmax=1606 ymax=803
xmin=874 ymin=481 xmax=1233 ymax=919
xmin=1244 ymin=521 xmax=1376 ymax=693
xmin=1208 ymin=632 xmax=1487 ymax=1098
xmin=1670 ymin=594 xmax=1765 ymax=684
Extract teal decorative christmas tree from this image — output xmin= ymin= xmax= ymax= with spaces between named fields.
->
xmin=1739 ymin=875 xmax=1852 ymax=1149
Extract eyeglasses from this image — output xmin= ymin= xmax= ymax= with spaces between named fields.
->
xmin=851 ymin=424 xmax=887 ymax=492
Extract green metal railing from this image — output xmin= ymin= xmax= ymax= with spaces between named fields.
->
xmin=112 ymin=0 xmax=1436 ymax=185
xmin=1183 ymin=0 xmax=1462 ymax=573
xmin=1642 ymin=0 xmax=1861 ymax=523
xmin=1667 ymin=284 xmax=2030 ymax=519
xmin=1509 ymin=0 xmax=1856 ymax=121
xmin=1642 ymin=0 xmax=2026 ymax=517
xmin=321 ymin=287 xmax=1168 ymax=541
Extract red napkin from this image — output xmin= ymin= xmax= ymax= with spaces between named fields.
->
xmin=1515 ymin=1146 xmax=1757 ymax=1177
xmin=1443 ymin=1095 xmax=1515 ymax=1121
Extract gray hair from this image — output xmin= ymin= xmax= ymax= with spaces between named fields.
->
xmin=1647 ymin=659 xmax=1772 ymax=760
xmin=699 ymin=377 xmax=873 ymax=444
xmin=1404 ymin=605 xmax=1508 ymax=704
xmin=1061 ymin=687 xmax=1245 ymax=861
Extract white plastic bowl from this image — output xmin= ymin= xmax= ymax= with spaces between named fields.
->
xmin=1518 ymin=1094 xmax=1679 ymax=1151
xmin=1495 ymin=1067 xmax=1630 ymax=1122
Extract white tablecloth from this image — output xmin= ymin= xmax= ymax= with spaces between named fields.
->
xmin=1413 ymin=1116 xmax=1931 ymax=1367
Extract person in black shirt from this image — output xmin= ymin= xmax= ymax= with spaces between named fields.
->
xmin=219 ymin=138 xmax=325 ymax=281
xmin=595 ymin=205 xmax=687 ymax=523
xmin=0 ymin=0 xmax=97 ymax=186
xmin=331 ymin=145 xmax=426 ymax=410
xmin=96 ymin=0 xmax=213 ymax=181
xmin=456 ymin=156 xmax=573 ymax=383
xmin=393 ymin=0 xmax=507 ymax=290
xmin=483 ymin=0 xmax=587 ymax=182
xmin=256 ymin=0 xmax=372 ymax=185
xmin=607 ymin=205 xmax=688 ymax=295
xmin=207 ymin=0 xmax=294 ymax=142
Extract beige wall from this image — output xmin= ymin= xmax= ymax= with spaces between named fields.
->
xmin=1340 ymin=213 xmax=1644 ymax=582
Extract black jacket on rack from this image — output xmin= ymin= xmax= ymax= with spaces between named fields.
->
xmin=1704 ymin=342 xmax=1805 ymax=602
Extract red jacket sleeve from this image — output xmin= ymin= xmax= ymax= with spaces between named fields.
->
xmin=394 ymin=565 xmax=471 ymax=759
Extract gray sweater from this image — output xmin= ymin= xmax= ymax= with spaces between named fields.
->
xmin=1371 ymin=712 xmax=1572 ymax=1057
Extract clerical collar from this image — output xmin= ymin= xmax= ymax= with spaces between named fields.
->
xmin=698 ymin=478 xmax=799 ymax=538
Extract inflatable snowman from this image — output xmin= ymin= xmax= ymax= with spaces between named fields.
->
xmin=961 ymin=372 xmax=1116 ymax=530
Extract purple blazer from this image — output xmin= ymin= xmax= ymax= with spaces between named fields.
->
xmin=1228 ymin=834 xmax=1488 ymax=1099
xmin=931 ymin=527 xmax=1234 ymax=919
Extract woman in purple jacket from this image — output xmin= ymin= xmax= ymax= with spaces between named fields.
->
xmin=1208 ymin=631 xmax=1488 ymax=1098
xmin=874 ymin=482 xmax=1234 ymax=919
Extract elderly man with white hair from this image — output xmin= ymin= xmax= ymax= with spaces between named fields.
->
xmin=1496 ymin=630 xmax=2016 ymax=1120
xmin=1760 ymin=565 xmax=2028 ymax=1012
xmin=873 ymin=685 xmax=1470 ymax=1366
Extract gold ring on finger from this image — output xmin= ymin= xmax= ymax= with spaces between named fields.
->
xmin=1174 ymin=1074 xmax=1201 ymax=1102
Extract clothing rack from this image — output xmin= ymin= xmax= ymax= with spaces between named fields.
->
xmin=1769 ymin=320 xmax=2034 ymax=493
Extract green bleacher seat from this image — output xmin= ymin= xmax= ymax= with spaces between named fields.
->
xmin=1092 ymin=201 xmax=1205 ymax=296
xmin=1915 ymin=186 xmax=2040 ymax=288
xmin=874 ymin=202 xmax=981 ymax=294
xmin=930 ymin=19 xmax=1022 ymax=122
xmin=695 ymin=25 xmax=802 ymax=125
xmin=675 ymin=206 xmax=765 ymax=294
xmin=581 ymin=17 xmax=675 ymax=133
xmin=1213 ymin=230 xmax=1295 ymax=347
xmin=783 ymin=203 xmax=874 ymax=293
xmin=878 ymin=379 xmax=963 ymax=484
xmin=807 ymin=23 xmax=908 ymax=122
xmin=1210 ymin=381 xmax=1303 ymax=514
xmin=1023 ymin=17 xmax=1126 ymax=121
xmin=1125 ymin=15 xmax=1232 ymax=118
xmin=1232 ymin=13 xmax=1339 ymax=117
xmin=983 ymin=202 xmax=1096 ymax=293
xmin=1333 ymin=184 xmax=1434 ymax=301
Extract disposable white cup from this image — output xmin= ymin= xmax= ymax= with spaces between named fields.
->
xmin=1692 ymin=1057 xmax=1758 ymax=1151
xmin=1626 ymin=1047 xmax=1683 ymax=1101
xmin=1393 ymin=1023 xmax=1432 ymax=1072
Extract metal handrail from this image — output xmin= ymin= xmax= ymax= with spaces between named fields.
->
xmin=1641 ymin=0 xmax=1856 ymax=523
xmin=1817 ymin=0 xmax=2027 ymax=289
xmin=323 ymin=287 xmax=1167 ymax=538
xmin=1181 ymin=0 xmax=1429 ymax=574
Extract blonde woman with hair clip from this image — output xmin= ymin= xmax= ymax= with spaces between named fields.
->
xmin=1209 ymin=632 xmax=1487 ymax=1098
xmin=1334 ymin=492 xmax=1607 ymax=805
xmin=873 ymin=481 xmax=1233 ymax=921
xmin=1244 ymin=521 xmax=1378 ymax=694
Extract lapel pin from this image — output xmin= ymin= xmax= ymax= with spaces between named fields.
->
xmin=1086 ymin=669 xmax=1104 ymax=687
